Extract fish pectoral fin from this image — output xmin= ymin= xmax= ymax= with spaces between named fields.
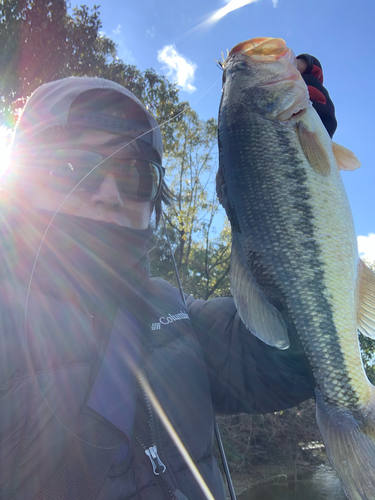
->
xmin=357 ymin=259 xmax=375 ymax=339
xmin=230 ymin=232 xmax=290 ymax=349
xmin=332 ymin=142 xmax=361 ymax=171
xmin=297 ymin=122 xmax=331 ymax=176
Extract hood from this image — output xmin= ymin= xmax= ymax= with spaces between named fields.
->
xmin=10 ymin=76 xmax=163 ymax=163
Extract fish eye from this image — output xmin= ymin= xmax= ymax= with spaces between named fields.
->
xmin=233 ymin=60 xmax=249 ymax=71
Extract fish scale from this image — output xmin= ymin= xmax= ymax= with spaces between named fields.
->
xmin=217 ymin=36 xmax=375 ymax=500
xmin=223 ymin=113 xmax=361 ymax=408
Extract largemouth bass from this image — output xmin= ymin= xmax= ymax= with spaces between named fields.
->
xmin=217 ymin=37 xmax=375 ymax=500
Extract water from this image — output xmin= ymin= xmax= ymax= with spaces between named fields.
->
xmin=238 ymin=466 xmax=347 ymax=500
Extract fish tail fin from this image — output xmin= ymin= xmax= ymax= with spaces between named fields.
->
xmin=316 ymin=389 xmax=375 ymax=500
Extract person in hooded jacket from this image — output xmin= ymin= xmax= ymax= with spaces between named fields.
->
xmin=0 ymin=54 xmax=335 ymax=500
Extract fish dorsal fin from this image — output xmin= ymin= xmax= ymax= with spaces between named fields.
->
xmin=332 ymin=142 xmax=361 ymax=171
xmin=297 ymin=122 xmax=331 ymax=176
xmin=357 ymin=259 xmax=375 ymax=339
xmin=230 ymin=232 xmax=290 ymax=349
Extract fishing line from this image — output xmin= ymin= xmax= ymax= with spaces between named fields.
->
xmin=161 ymin=210 xmax=237 ymax=500
xmin=22 ymin=73 xmax=223 ymax=448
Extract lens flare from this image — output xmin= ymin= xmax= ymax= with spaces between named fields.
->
xmin=137 ymin=371 xmax=216 ymax=500
xmin=0 ymin=127 xmax=11 ymax=179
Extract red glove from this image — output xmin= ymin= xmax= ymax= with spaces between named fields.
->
xmin=297 ymin=53 xmax=337 ymax=138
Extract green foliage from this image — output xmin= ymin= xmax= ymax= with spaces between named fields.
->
xmin=0 ymin=0 xmax=184 ymax=139
xmin=0 ymin=1 xmax=113 ymax=122
xmin=185 ymin=220 xmax=231 ymax=299
xmin=359 ymin=260 xmax=375 ymax=383
xmin=359 ymin=333 xmax=375 ymax=384
xmin=150 ymin=107 xmax=231 ymax=299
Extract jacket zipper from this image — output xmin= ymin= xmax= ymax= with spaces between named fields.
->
xmin=136 ymin=373 xmax=179 ymax=500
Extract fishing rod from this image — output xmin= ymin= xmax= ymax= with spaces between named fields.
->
xmin=161 ymin=211 xmax=238 ymax=500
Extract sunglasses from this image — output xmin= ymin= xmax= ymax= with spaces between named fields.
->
xmin=32 ymin=149 xmax=165 ymax=202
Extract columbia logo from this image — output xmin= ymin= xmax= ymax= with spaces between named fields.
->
xmin=150 ymin=311 xmax=189 ymax=330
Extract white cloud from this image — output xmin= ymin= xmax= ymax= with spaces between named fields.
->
xmin=113 ymin=24 xmax=121 ymax=35
xmin=147 ymin=26 xmax=155 ymax=38
xmin=191 ymin=0 xmax=264 ymax=33
xmin=358 ymin=233 xmax=375 ymax=263
xmin=272 ymin=0 xmax=278 ymax=6
xmin=211 ymin=0 xmax=261 ymax=21
xmin=157 ymin=45 xmax=197 ymax=93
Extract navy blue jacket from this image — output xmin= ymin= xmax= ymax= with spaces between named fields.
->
xmin=0 ymin=271 xmax=313 ymax=500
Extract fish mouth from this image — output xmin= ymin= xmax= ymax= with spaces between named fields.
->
xmin=223 ymin=37 xmax=298 ymax=82
xmin=228 ymin=37 xmax=291 ymax=61
xmin=277 ymin=106 xmax=308 ymax=122
xmin=223 ymin=36 xmax=310 ymax=121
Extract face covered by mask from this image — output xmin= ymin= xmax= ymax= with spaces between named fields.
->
xmin=2 ymin=209 xmax=153 ymax=303
xmin=4 ymin=77 xmax=164 ymax=304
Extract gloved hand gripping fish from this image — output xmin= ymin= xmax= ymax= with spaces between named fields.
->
xmin=217 ymin=37 xmax=375 ymax=500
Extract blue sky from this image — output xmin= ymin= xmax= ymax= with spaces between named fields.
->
xmin=81 ymin=0 xmax=375 ymax=259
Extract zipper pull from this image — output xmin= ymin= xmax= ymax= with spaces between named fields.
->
xmin=145 ymin=445 xmax=167 ymax=475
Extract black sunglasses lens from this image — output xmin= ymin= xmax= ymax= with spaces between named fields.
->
xmin=49 ymin=150 xmax=103 ymax=192
xmin=119 ymin=159 xmax=161 ymax=201
xmin=48 ymin=151 xmax=162 ymax=200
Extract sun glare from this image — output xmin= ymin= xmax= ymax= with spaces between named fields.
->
xmin=0 ymin=127 xmax=11 ymax=179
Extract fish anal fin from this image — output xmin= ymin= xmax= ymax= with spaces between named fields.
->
xmin=230 ymin=232 xmax=289 ymax=349
xmin=298 ymin=122 xmax=331 ymax=176
xmin=357 ymin=259 xmax=375 ymax=339
xmin=332 ymin=142 xmax=361 ymax=171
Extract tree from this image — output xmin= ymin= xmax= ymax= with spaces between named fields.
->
xmin=0 ymin=1 xmax=113 ymax=123
xmin=150 ymin=108 xmax=231 ymax=299
xmin=359 ymin=260 xmax=375 ymax=383
xmin=0 ymin=0 xmax=185 ymax=139
xmin=184 ymin=220 xmax=231 ymax=299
